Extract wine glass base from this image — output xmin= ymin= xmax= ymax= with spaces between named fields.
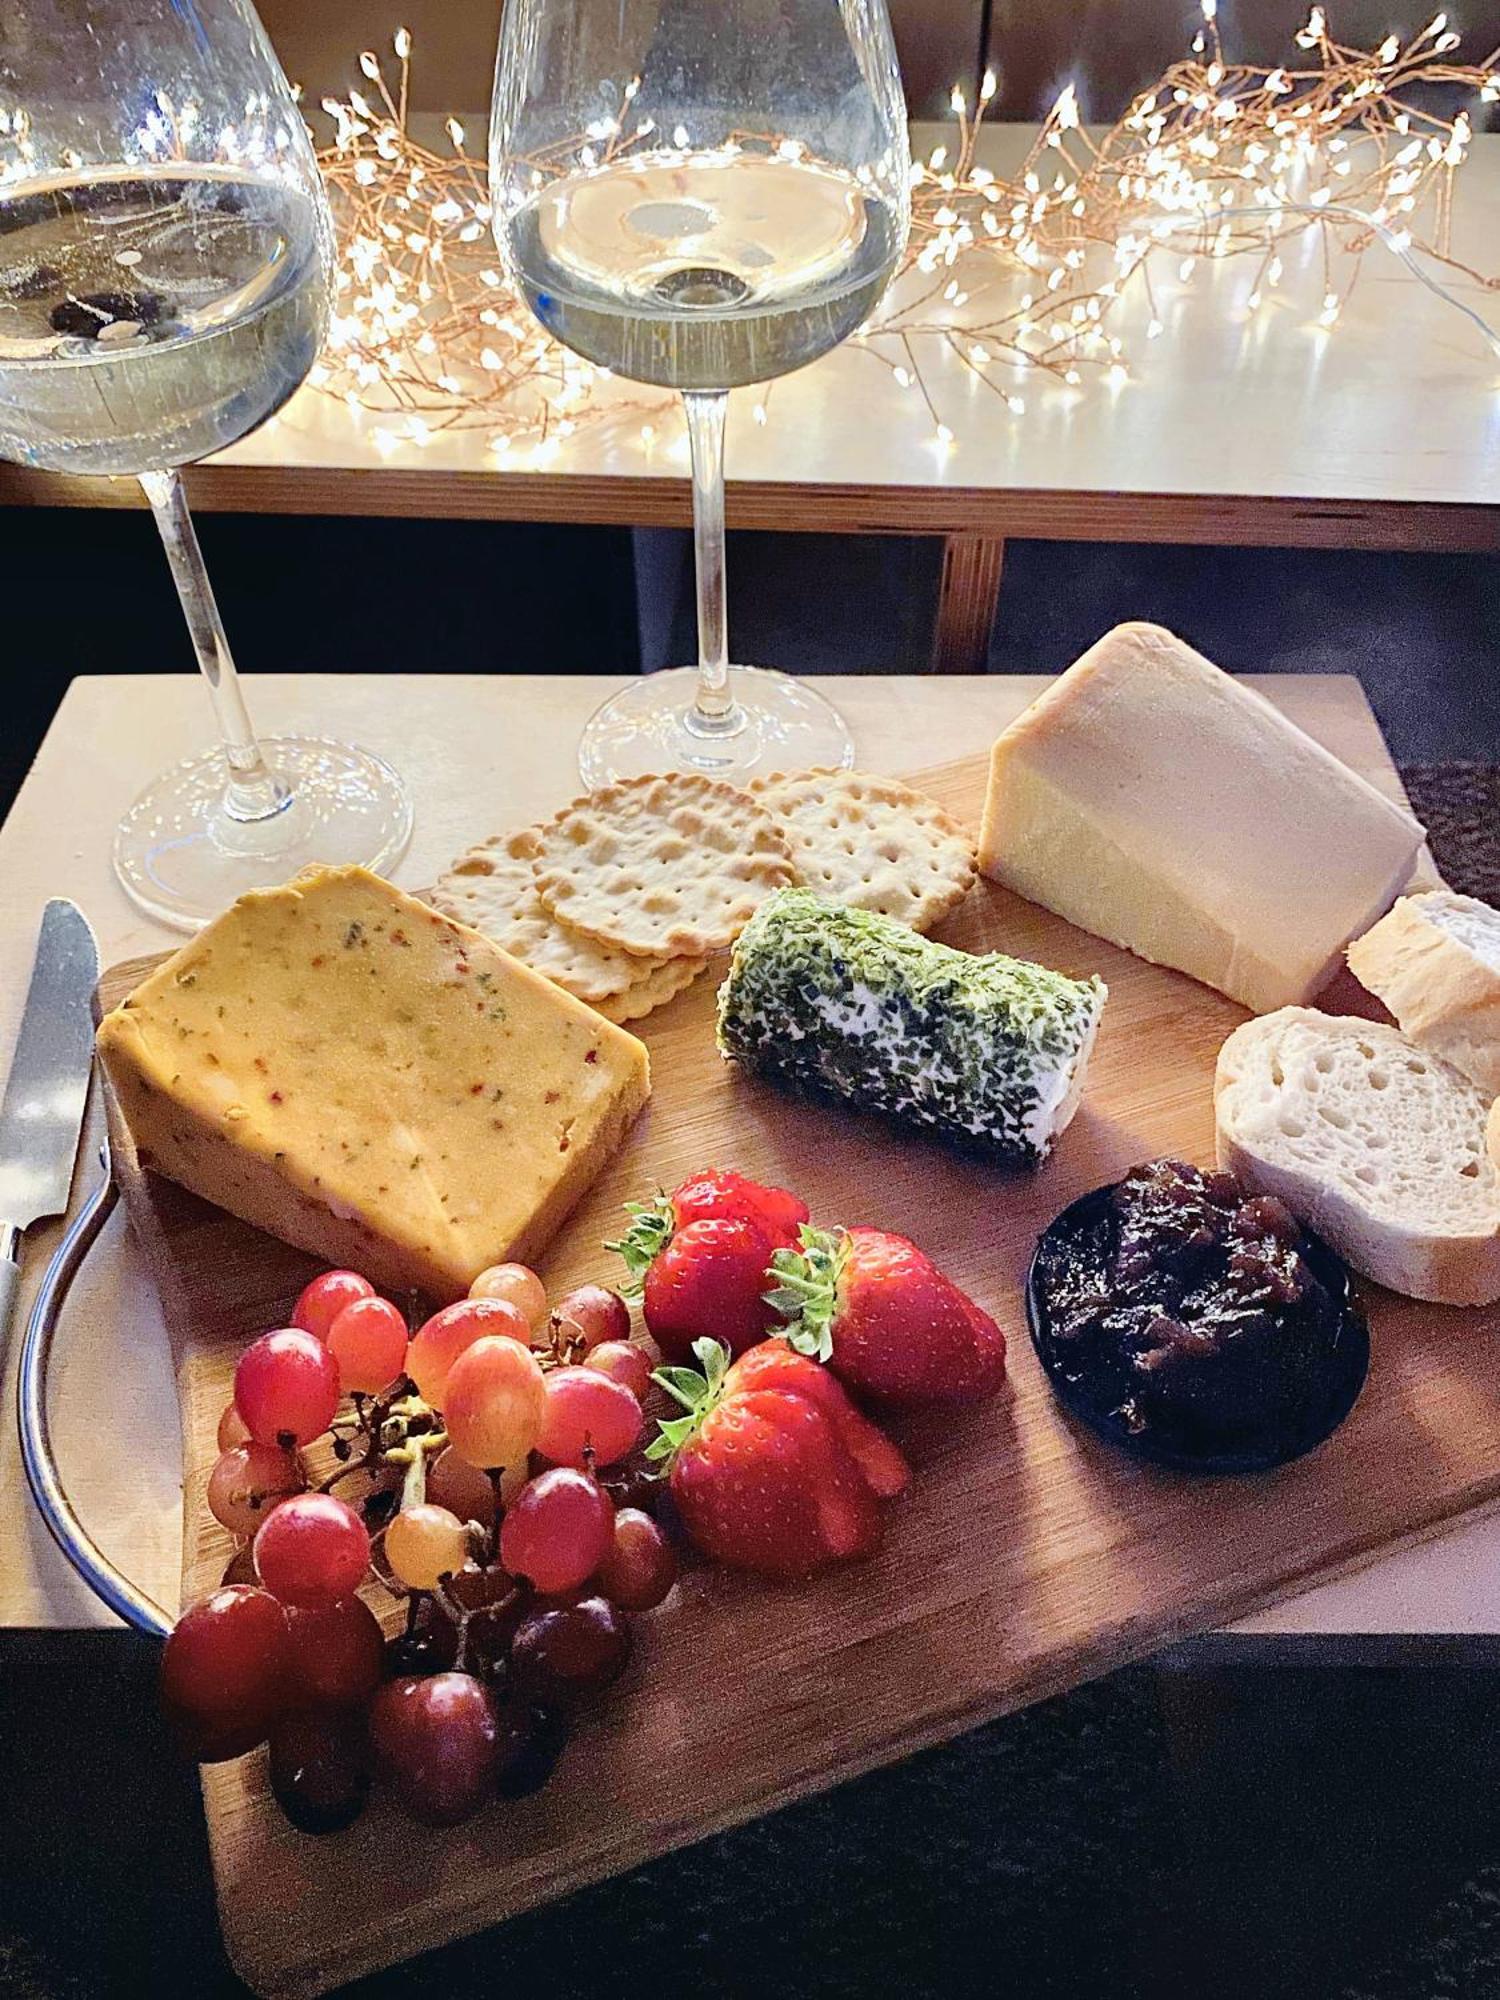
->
xmin=578 ymin=665 xmax=856 ymax=786
xmin=113 ymin=735 xmax=414 ymax=931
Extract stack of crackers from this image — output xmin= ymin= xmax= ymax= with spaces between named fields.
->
xmin=432 ymin=769 xmax=976 ymax=1026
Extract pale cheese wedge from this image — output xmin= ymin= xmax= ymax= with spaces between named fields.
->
xmin=97 ymin=865 xmax=651 ymax=1301
xmin=977 ymin=622 xmax=1425 ymax=1014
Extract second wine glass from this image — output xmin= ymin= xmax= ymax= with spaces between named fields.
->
xmin=490 ymin=0 xmax=911 ymax=785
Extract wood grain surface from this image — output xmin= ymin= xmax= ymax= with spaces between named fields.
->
xmin=99 ymin=751 xmax=1500 ymax=1999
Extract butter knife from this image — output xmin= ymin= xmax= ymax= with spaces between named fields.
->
xmin=0 ymin=899 xmax=99 ymax=1364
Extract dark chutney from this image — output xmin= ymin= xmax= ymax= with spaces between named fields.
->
xmin=1027 ymin=1158 xmax=1368 ymax=1472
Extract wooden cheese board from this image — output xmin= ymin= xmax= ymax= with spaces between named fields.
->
xmin=100 ymin=748 xmax=1500 ymax=2000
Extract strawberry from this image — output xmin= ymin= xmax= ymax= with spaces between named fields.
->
xmin=640 ymin=1215 xmax=782 ymax=1363
xmin=647 ymin=1339 xmax=896 ymax=1578
xmin=766 ymin=1226 xmax=1007 ymax=1405
xmin=668 ymin=1168 xmax=810 ymax=1245
xmin=724 ymin=1341 xmax=910 ymax=1499
xmin=607 ymin=1170 xmax=809 ymax=1364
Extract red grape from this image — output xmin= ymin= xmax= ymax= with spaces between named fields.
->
xmin=217 ymin=1402 xmax=251 ymax=1451
xmin=159 ymin=1585 xmax=291 ymax=1762
xmin=385 ymin=1504 xmax=470 ymax=1592
xmin=384 ymin=1603 xmax=455 ymax=1681
xmin=549 ymin=1284 xmax=630 ymax=1354
xmin=206 ymin=1442 xmax=304 ymax=1539
xmin=442 ymin=1334 xmax=547 ymax=1471
xmin=220 ymin=1545 xmax=256 ymax=1588
xmin=585 ymin=1340 xmax=653 ymax=1401
xmin=426 ymin=1446 xmax=512 ymax=1531
xmin=536 ymin=1367 xmax=641 ymax=1470
xmin=499 ymin=1468 xmax=613 ymax=1595
xmin=598 ymin=1508 xmax=677 ymax=1611
xmin=269 ymin=1709 xmax=371 ymax=1833
xmin=369 ymin=1671 xmax=499 ymax=1826
xmin=284 ymin=1596 xmax=385 ymax=1708
xmin=493 ymin=1700 xmax=570 ymax=1799
xmin=469 ymin=1262 xmax=548 ymax=1330
xmin=326 ymin=1295 xmax=408 ymax=1394
xmin=293 ymin=1268 xmax=375 ymax=1343
xmin=235 ymin=1328 xmax=341 ymax=1449
xmin=407 ymin=1297 xmax=530 ymax=1404
xmin=254 ymin=1492 xmax=370 ymax=1608
xmin=509 ymin=1595 xmax=631 ymax=1706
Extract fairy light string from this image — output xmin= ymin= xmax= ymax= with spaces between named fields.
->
xmin=306 ymin=8 xmax=1500 ymax=457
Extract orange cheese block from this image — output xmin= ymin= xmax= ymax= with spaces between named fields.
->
xmin=97 ymin=865 xmax=651 ymax=1300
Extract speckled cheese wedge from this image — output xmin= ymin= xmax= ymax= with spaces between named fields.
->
xmin=97 ymin=865 xmax=651 ymax=1301
xmin=716 ymin=887 xmax=1106 ymax=1164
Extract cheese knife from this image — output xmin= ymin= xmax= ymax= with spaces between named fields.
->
xmin=0 ymin=899 xmax=99 ymax=1366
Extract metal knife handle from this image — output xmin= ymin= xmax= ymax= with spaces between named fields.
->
xmin=15 ymin=1152 xmax=171 ymax=1639
xmin=0 ymin=1228 xmax=20 ymax=1370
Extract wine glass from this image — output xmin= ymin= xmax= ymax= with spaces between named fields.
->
xmin=0 ymin=0 xmax=412 ymax=930
xmin=490 ymin=0 xmax=910 ymax=785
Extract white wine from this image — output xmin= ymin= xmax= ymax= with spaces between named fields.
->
xmin=0 ymin=165 xmax=325 ymax=474
xmin=507 ymin=153 xmax=900 ymax=391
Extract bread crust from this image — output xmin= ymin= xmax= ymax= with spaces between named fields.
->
xmin=1348 ymin=893 xmax=1500 ymax=1098
xmin=1214 ymin=1008 xmax=1500 ymax=1308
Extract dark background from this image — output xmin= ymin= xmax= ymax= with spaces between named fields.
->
xmin=254 ymin=0 xmax=1500 ymax=126
xmin=3 ymin=514 xmax=1497 ymax=820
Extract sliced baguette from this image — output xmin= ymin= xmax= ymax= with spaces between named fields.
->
xmin=1347 ymin=891 xmax=1500 ymax=1098
xmin=1214 ymin=1008 xmax=1500 ymax=1307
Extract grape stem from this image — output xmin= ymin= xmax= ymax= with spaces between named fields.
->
xmin=430 ymin=1572 xmax=522 ymax=1678
xmin=389 ymin=1428 xmax=447 ymax=1512
xmin=485 ymin=1470 xmax=507 ymax=1564
xmin=317 ymin=1375 xmax=423 ymax=1494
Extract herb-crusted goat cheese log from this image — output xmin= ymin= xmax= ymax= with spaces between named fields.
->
xmin=716 ymin=888 xmax=1107 ymax=1164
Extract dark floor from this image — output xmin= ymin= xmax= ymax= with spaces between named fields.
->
xmin=8 ymin=1636 xmax=1500 ymax=1999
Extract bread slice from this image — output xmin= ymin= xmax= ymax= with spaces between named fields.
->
xmin=1214 ymin=1008 xmax=1500 ymax=1306
xmin=1347 ymin=891 xmax=1500 ymax=1098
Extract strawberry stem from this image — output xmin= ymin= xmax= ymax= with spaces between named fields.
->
xmin=605 ymin=1190 xmax=675 ymax=1297
xmin=763 ymin=1224 xmax=848 ymax=1363
xmin=646 ymin=1336 xmax=731 ymax=1464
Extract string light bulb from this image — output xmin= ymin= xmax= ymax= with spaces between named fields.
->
xmin=289 ymin=18 xmax=1500 ymax=457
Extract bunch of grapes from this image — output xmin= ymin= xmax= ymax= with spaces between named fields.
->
xmin=161 ymin=1262 xmax=676 ymax=1834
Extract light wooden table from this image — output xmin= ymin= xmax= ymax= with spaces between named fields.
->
xmin=2 ymin=667 xmax=1497 ymax=1640
xmin=2 ymin=127 xmax=1498 ymax=672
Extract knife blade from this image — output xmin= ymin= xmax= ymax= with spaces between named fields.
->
xmin=0 ymin=900 xmax=99 ymax=1362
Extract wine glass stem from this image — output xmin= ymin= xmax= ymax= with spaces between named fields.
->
xmin=138 ymin=468 xmax=290 ymax=825
xmin=682 ymin=391 xmax=741 ymax=735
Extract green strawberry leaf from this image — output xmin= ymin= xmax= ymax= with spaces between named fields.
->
xmin=764 ymin=1224 xmax=847 ymax=1365
xmin=654 ymin=1365 xmax=708 ymax=1411
xmin=644 ymin=1413 xmax=699 ymax=1461
xmin=691 ymin=1336 xmax=729 ymax=1393
xmin=647 ymin=1337 xmax=733 ymax=1468
xmin=604 ymin=1190 xmax=675 ymax=1297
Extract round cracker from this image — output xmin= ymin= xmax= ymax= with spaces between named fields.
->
xmin=595 ymin=952 xmax=710 ymax=1024
xmin=432 ymin=826 xmax=672 ymax=1003
xmin=531 ymin=773 xmax=794 ymax=958
xmin=750 ymin=768 xmax=976 ymax=933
